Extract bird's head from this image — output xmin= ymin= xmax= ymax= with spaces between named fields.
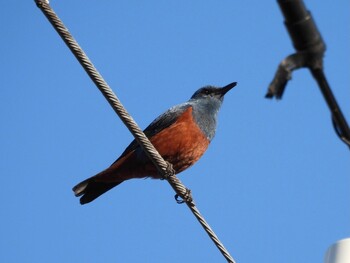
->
xmin=190 ymin=82 xmax=237 ymax=103
xmin=188 ymin=82 xmax=237 ymax=141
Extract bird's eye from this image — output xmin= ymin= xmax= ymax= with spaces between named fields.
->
xmin=202 ymin=89 xmax=210 ymax=95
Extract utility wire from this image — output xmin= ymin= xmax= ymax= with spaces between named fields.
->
xmin=266 ymin=0 xmax=350 ymax=149
xmin=34 ymin=1 xmax=236 ymax=262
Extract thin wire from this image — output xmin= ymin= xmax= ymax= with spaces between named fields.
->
xmin=267 ymin=0 xmax=350 ymax=149
xmin=34 ymin=1 xmax=236 ymax=262
xmin=309 ymin=67 xmax=350 ymax=148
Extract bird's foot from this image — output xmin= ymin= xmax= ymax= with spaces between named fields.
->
xmin=162 ymin=161 xmax=175 ymax=180
xmin=174 ymin=188 xmax=192 ymax=204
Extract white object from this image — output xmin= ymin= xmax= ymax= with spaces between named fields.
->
xmin=325 ymin=238 xmax=350 ymax=263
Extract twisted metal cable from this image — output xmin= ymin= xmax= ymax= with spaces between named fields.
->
xmin=35 ymin=1 xmax=235 ymax=262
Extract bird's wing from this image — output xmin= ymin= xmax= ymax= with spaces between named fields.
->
xmin=112 ymin=103 xmax=192 ymax=164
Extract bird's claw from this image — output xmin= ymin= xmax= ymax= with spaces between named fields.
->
xmin=163 ymin=161 xmax=175 ymax=180
xmin=174 ymin=188 xmax=192 ymax=204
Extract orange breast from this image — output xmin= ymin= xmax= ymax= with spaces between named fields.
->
xmin=148 ymin=106 xmax=210 ymax=175
xmin=95 ymin=107 xmax=210 ymax=182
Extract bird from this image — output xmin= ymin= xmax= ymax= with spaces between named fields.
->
xmin=73 ymin=82 xmax=237 ymax=204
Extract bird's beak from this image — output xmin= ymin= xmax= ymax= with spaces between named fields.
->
xmin=217 ymin=82 xmax=237 ymax=97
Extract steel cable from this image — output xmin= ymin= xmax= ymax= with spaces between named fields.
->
xmin=35 ymin=1 xmax=236 ymax=262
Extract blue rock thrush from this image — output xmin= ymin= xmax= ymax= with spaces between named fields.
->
xmin=73 ymin=82 xmax=237 ymax=204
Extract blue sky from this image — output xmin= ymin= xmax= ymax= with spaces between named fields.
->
xmin=1 ymin=1 xmax=349 ymax=262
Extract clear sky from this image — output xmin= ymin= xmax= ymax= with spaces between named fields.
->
xmin=1 ymin=1 xmax=349 ymax=262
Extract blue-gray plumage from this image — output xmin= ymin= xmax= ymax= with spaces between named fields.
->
xmin=73 ymin=82 xmax=237 ymax=204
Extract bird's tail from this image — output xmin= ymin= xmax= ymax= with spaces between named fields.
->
xmin=73 ymin=177 xmax=122 ymax=205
